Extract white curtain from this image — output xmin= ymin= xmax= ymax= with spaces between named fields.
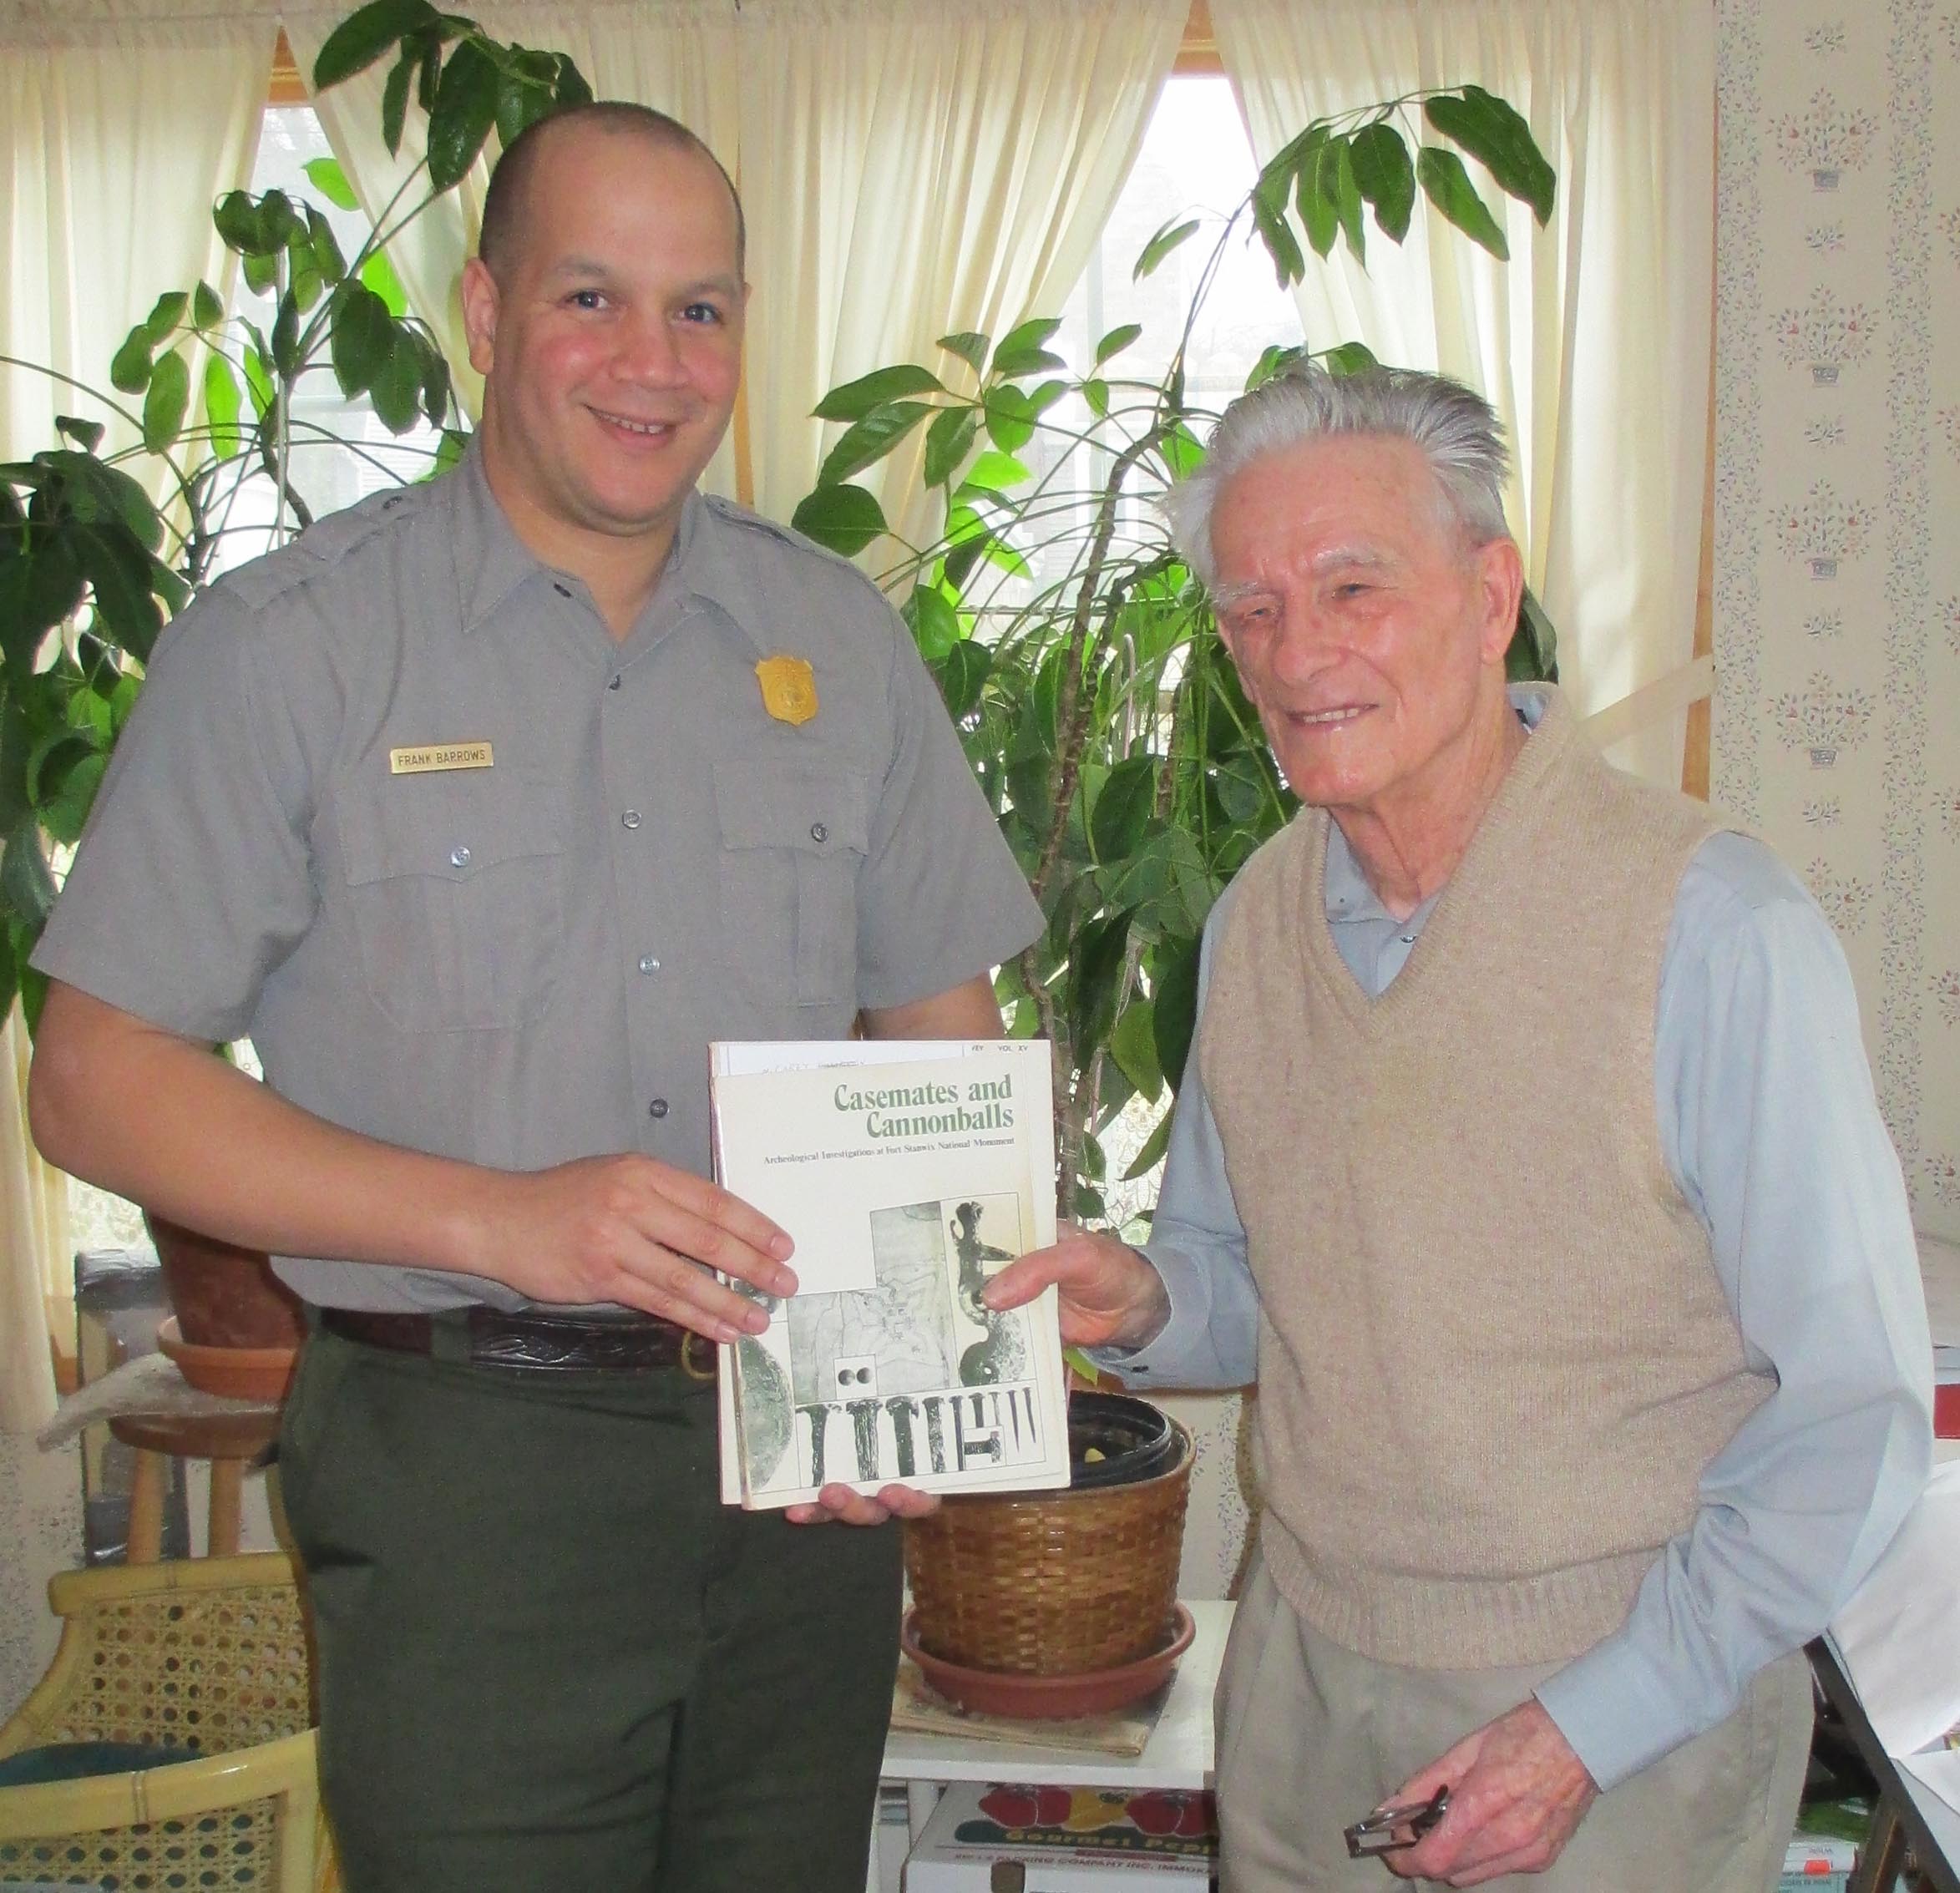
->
xmin=0 ymin=0 xmax=272 ymax=1432
xmin=1213 ymin=0 xmax=1714 ymax=790
xmin=290 ymin=0 xmax=1183 ymax=528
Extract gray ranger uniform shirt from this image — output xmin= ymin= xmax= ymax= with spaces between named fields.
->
xmin=36 ymin=448 xmax=1043 ymax=1313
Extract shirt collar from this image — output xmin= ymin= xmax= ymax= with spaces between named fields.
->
xmin=1322 ymin=682 xmax=1547 ymax=925
xmin=661 ymin=493 xmax=773 ymax=658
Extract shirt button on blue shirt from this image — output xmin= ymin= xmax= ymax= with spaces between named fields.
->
xmin=622 ymin=810 xmax=642 ymax=830
xmin=810 ymin=822 xmax=828 ymax=844
xmin=638 ymin=954 xmax=660 ymax=974
xmin=449 ymin=844 xmax=471 ymax=868
xmin=648 ymin=1098 xmax=668 ymax=1119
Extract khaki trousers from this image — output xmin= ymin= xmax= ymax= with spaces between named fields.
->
xmin=1216 ymin=1556 xmax=1813 ymax=1892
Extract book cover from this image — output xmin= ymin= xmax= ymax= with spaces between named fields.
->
xmin=709 ymin=1039 xmax=1068 ymax=1509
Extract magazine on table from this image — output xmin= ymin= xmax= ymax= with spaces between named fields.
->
xmin=708 ymin=1037 xmax=1068 ymax=1510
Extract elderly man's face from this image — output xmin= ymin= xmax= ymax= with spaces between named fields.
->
xmin=1209 ymin=434 xmax=1521 ymax=821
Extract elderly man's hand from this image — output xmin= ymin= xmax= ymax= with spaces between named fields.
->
xmin=980 ymin=1226 xmax=1171 ymax=1352
xmin=1380 ymin=1698 xmax=1598 ymax=1885
xmin=785 ymin=1483 xmax=939 ymax=1526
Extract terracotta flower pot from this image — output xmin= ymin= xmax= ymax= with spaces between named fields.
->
xmin=147 ymin=1213 xmax=305 ymax=1351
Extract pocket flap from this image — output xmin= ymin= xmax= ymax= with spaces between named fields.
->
xmin=339 ymin=772 xmax=568 ymax=886
xmin=712 ymin=760 xmax=869 ymax=858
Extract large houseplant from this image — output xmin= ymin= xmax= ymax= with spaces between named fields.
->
xmin=787 ymin=88 xmax=1559 ymax=1236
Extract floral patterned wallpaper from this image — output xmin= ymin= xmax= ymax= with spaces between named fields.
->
xmin=1715 ymin=0 xmax=1960 ymax=1243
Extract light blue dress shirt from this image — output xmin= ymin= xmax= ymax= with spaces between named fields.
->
xmin=1111 ymin=700 xmax=1934 ymax=1791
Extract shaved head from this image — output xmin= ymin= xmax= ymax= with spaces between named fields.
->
xmin=478 ymin=101 xmax=745 ymax=281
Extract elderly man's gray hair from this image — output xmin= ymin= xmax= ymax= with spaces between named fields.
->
xmin=1167 ymin=364 xmax=1512 ymax=591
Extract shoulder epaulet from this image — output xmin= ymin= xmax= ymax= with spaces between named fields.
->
xmin=699 ymin=491 xmax=876 ymax=585
xmin=215 ymin=481 xmax=433 ymax=612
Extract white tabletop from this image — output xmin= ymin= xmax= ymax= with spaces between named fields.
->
xmin=882 ymin=1598 xmax=1231 ymax=1792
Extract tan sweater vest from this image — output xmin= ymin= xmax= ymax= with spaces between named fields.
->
xmin=1199 ymin=689 xmax=1771 ymax=1668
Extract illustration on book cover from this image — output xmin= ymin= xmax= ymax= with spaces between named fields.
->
xmin=735 ymin=1191 xmax=1047 ymax=1494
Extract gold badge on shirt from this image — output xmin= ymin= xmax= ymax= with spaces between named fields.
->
xmin=756 ymin=655 xmax=818 ymax=727
xmin=389 ymin=742 xmax=494 ymax=775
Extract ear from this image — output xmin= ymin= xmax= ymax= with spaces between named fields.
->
xmin=459 ymin=257 xmax=500 ymax=380
xmin=1473 ymin=536 xmax=1527 ymax=668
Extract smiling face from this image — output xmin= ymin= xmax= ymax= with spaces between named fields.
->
xmin=1208 ymin=433 xmax=1523 ymax=832
xmin=460 ymin=119 xmax=746 ymax=576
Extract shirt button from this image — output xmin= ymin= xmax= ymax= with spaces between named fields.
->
xmin=809 ymin=822 xmax=828 ymax=844
xmin=608 ymin=674 xmax=623 ymax=691
xmin=552 ymin=581 xmax=572 ymax=598
xmin=638 ymin=954 xmax=661 ymax=974
xmin=621 ymin=810 xmax=642 ymax=830
xmin=449 ymin=844 xmax=472 ymax=868
xmin=648 ymin=1097 xmax=669 ymax=1120
xmin=1399 ymin=934 xmax=1416 ymax=945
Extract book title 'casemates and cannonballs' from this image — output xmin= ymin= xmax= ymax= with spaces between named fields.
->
xmin=832 ymin=1076 xmax=1017 ymax=1139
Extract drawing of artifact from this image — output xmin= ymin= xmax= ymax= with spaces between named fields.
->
xmin=886 ymin=1395 xmax=920 ymax=1478
xmin=847 ymin=1397 xmax=883 ymax=1480
xmin=924 ymin=1396 xmax=948 ymax=1473
xmin=737 ymin=1337 xmax=793 ymax=1486
xmin=799 ymin=1404 xmax=833 ymax=1486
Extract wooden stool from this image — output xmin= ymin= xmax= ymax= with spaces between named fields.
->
xmin=108 ymin=1409 xmax=281 ymax=1561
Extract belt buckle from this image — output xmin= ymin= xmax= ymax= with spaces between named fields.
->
xmin=680 ymin=1330 xmax=718 ymax=1381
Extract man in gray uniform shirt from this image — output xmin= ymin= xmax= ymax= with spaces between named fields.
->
xmin=987 ymin=366 xmax=1932 ymax=1890
xmin=29 ymin=104 xmax=1041 ymax=1892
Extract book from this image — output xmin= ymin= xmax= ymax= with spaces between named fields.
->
xmin=904 ymin=1780 xmax=1215 ymax=1889
xmin=709 ymin=1038 xmax=1069 ymax=1510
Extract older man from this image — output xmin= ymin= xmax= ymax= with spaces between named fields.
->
xmin=987 ymin=367 xmax=1932 ymax=1890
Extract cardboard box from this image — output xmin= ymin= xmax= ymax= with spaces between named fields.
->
xmin=1779 ymin=1835 xmax=1857 ymax=1890
xmin=904 ymin=1782 xmax=1215 ymax=1889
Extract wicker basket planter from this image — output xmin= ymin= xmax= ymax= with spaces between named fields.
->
xmin=903 ymin=1392 xmax=1194 ymax=1678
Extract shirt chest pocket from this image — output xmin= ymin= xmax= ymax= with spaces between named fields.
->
xmin=337 ymin=772 xmax=568 ymax=1032
xmin=713 ymin=760 xmax=869 ymax=1007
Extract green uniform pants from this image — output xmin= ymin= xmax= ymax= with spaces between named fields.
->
xmin=279 ymin=1321 xmax=903 ymax=1893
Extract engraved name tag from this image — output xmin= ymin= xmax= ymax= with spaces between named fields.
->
xmin=389 ymin=742 xmax=494 ymax=775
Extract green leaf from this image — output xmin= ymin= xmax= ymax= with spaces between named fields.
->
xmin=204 ymin=354 xmax=243 ymax=458
xmin=1093 ymin=323 xmax=1143 ymax=367
xmin=932 ymin=640 xmax=990 ymax=721
xmin=1121 ymin=1107 xmax=1173 ymax=1182
xmin=957 ymin=449 xmax=1031 ymax=493
xmin=1133 ymin=215 xmax=1200 ymax=281
xmin=1107 ymin=1000 xmax=1163 ymax=1105
xmin=269 ymin=291 xmax=301 ymax=379
xmin=312 ymin=0 xmax=441 ymax=89
xmin=1150 ymin=933 xmax=1203 ymax=1091
xmin=289 ymin=262 xmax=325 ymax=316
xmin=140 ymin=291 xmax=188 ymax=349
xmin=358 ymin=247 xmax=411 ymax=318
xmin=1082 ymin=377 xmax=1110 ymax=418
xmin=1243 ymin=342 xmax=1307 ymax=392
xmin=902 ymin=585 xmax=961 ymax=661
xmin=1350 ymin=122 xmax=1416 ymax=242
xmin=73 ymin=523 xmax=163 ymax=660
xmin=240 ymin=337 xmax=274 ymax=419
xmin=789 ymin=483 xmax=887 ymax=558
xmin=550 ymin=52 xmax=593 ymax=108
xmin=813 ymin=364 xmax=943 ymax=423
xmin=140 ymin=350 xmax=190 ymax=453
xmin=427 ymin=37 xmax=500 ymax=192
xmin=241 ymin=251 xmax=278 ymax=297
xmin=981 ymin=385 xmax=1036 ymax=454
xmin=214 ymin=189 xmax=261 ymax=255
xmin=328 ymin=281 xmax=396 ymax=400
xmin=36 ymin=748 xmax=106 ymax=847
xmin=370 ymin=329 xmax=425 ymax=433
xmin=1331 ymin=138 xmax=1365 ymax=263
xmin=1416 ymin=146 xmax=1510 ymax=260
xmin=992 ymin=345 xmax=1067 ymax=378
xmin=416 ymin=37 xmax=441 ymax=114
xmin=303 ymin=155 xmax=361 ymax=211
xmin=53 ymin=416 xmax=104 ymax=454
xmin=815 ymin=399 xmax=932 ymax=488
xmin=936 ymin=332 xmax=990 ymax=377
xmin=109 ymin=327 xmax=154 ymax=396
xmin=192 ymin=280 xmax=225 ymax=332
xmin=1322 ymin=341 xmax=1380 ymax=377
xmin=1425 ymin=85 xmax=1556 ymax=225
xmin=1091 ymin=755 xmax=1158 ymax=863
xmin=0 ymin=539 xmax=83 ymax=663
xmin=1506 ymin=585 xmax=1559 ymax=683
xmin=495 ymin=68 xmax=557 ymax=149
xmin=381 ymin=53 xmax=413 ymax=156
xmin=988 ymin=319 xmax=1061 ymax=375
xmin=421 ymin=347 xmax=452 ymax=428
xmin=306 ymin=208 xmax=348 ymax=286
xmin=256 ymin=190 xmax=301 ymax=251
xmin=0 ymin=830 xmax=58 ymax=929
xmin=1160 ymin=423 xmax=1205 ymax=480
xmin=921 ymin=406 xmax=979 ymax=488
xmin=1254 ymin=170 xmax=1308 ymax=283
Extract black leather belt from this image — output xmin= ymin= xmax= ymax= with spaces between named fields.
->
xmin=320 ymin=1305 xmax=715 ymax=1377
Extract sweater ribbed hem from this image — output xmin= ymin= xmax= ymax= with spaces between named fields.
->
xmin=1259 ymin=1514 xmax=1652 ymax=1672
